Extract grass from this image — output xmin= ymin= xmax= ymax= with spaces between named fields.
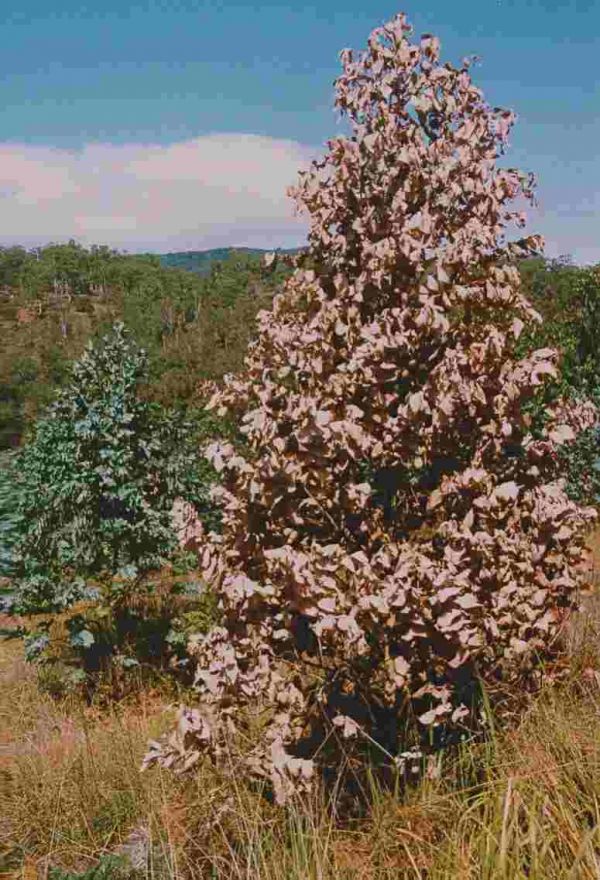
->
xmin=0 ymin=635 xmax=180 ymax=875
xmin=3 ymin=536 xmax=600 ymax=879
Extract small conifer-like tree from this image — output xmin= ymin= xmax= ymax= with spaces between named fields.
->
xmin=146 ymin=14 xmax=596 ymax=802
xmin=13 ymin=323 xmax=210 ymax=614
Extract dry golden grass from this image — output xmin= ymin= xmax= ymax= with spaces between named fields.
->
xmin=3 ymin=528 xmax=600 ymax=880
xmin=0 ymin=634 xmax=183 ymax=877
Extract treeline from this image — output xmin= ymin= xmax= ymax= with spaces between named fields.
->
xmin=2 ymin=243 xmax=599 ymax=467
xmin=519 ymin=255 xmax=600 ymax=398
xmin=0 ymin=241 xmax=291 ymax=447
xmin=2 ymin=243 xmax=599 ymax=451
xmin=160 ymin=246 xmax=301 ymax=276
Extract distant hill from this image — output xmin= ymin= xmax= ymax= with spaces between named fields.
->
xmin=158 ymin=247 xmax=302 ymax=276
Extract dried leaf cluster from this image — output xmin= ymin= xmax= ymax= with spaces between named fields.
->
xmin=145 ymin=13 xmax=596 ymax=802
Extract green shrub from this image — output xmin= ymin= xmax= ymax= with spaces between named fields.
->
xmin=559 ymin=424 xmax=600 ymax=506
xmin=516 ymin=260 xmax=600 ymax=506
xmin=0 ymin=449 xmax=23 ymax=585
xmin=518 ymin=259 xmax=600 ymax=396
xmin=8 ymin=324 xmax=220 ymax=686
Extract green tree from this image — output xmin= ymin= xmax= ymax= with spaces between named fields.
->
xmin=517 ymin=258 xmax=600 ymax=505
xmin=0 ymin=450 xmax=22 ymax=583
xmin=12 ymin=323 xmax=213 ymax=614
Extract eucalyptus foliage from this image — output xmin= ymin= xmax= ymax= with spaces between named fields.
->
xmin=12 ymin=323 xmax=214 ymax=614
xmin=0 ymin=453 xmax=20 ymax=576
xmin=519 ymin=261 xmax=600 ymax=503
xmin=146 ymin=13 xmax=595 ymax=803
xmin=519 ymin=259 xmax=600 ymax=398
xmin=0 ymin=450 xmax=23 ymax=620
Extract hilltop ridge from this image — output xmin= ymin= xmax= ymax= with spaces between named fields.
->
xmin=158 ymin=246 xmax=302 ymax=276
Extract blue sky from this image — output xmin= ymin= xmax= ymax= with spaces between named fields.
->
xmin=0 ymin=0 xmax=598 ymax=261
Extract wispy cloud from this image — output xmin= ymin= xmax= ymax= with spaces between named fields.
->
xmin=0 ymin=132 xmax=597 ymax=264
xmin=0 ymin=134 xmax=314 ymax=252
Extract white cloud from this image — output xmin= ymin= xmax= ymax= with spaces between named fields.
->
xmin=0 ymin=134 xmax=314 ymax=252
xmin=0 ymin=133 xmax=598 ymax=265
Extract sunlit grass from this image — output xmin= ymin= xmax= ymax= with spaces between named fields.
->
xmin=3 ymin=533 xmax=600 ymax=880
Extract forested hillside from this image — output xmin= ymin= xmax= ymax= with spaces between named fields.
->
xmin=0 ymin=242 xmax=291 ymax=447
xmin=159 ymin=246 xmax=301 ymax=276
xmin=2 ymin=241 xmax=599 ymax=451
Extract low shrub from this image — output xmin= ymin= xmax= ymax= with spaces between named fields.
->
xmin=8 ymin=324 xmax=220 ymax=687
